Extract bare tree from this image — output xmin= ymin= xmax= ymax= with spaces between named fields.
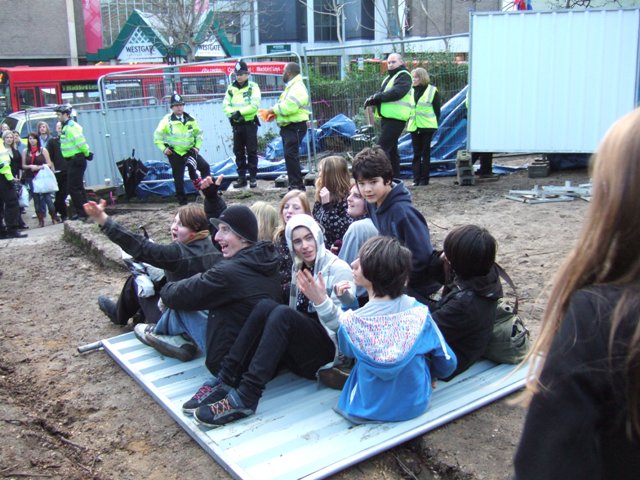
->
xmin=298 ymin=0 xmax=348 ymax=44
xmin=141 ymin=0 xmax=253 ymax=61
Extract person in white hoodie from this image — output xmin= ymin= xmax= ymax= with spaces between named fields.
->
xmin=335 ymin=236 xmax=457 ymax=423
xmin=192 ymin=214 xmax=354 ymax=427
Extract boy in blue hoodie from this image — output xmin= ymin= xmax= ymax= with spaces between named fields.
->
xmin=335 ymin=236 xmax=456 ymax=423
xmin=352 ymin=147 xmax=441 ymax=302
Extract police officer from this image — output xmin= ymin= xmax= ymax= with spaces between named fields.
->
xmin=153 ymin=93 xmax=211 ymax=205
xmin=223 ymin=61 xmax=261 ymax=189
xmin=266 ymin=62 xmax=310 ymax=194
xmin=0 ymin=141 xmax=27 ymax=238
xmin=364 ymin=53 xmax=413 ymax=178
xmin=55 ymin=104 xmax=92 ymax=221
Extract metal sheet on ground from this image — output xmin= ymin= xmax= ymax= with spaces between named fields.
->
xmin=102 ymin=332 xmax=527 ymax=480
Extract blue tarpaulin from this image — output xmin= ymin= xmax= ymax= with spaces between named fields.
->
xmin=135 ymin=102 xmax=507 ymax=198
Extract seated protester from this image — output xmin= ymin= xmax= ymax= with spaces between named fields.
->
xmin=189 ymin=214 xmax=355 ymax=426
xmin=85 ymin=201 xmax=221 ymax=327
xmin=273 ymin=189 xmax=311 ymax=303
xmin=312 ymin=155 xmax=353 ymax=250
xmin=335 ymin=236 xmax=456 ymax=423
xmin=250 ymin=201 xmax=279 ymax=241
xmin=337 ymin=181 xmax=378 ymax=306
xmin=352 ymin=147 xmax=440 ymax=303
xmin=429 ymin=225 xmax=502 ymax=379
xmin=157 ymin=205 xmax=281 ymax=402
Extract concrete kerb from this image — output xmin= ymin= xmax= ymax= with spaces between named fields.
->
xmin=63 ymin=221 xmax=127 ymax=272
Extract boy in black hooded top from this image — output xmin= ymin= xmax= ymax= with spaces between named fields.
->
xmin=352 ymin=147 xmax=440 ymax=303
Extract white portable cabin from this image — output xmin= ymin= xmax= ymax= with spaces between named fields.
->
xmin=468 ymin=8 xmax=640 ymax=154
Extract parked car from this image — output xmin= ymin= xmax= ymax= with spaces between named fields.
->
xmin=1 ymin=109 xmax=60 ymax=143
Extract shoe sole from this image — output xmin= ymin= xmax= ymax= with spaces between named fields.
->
xmin=133 ymin=327 xmax=153 ymax=347
xmin=145 ymin=333 xmax=197 ymax=362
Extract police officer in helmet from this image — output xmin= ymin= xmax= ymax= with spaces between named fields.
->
xmin=55 ymin=104 xmax=93 ymax=221
xmin=153 ymin=93 xmax=211 ymax=205
xmin=223 ymin=61 xmax=261 ymax=189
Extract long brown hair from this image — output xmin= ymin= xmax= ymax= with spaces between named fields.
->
xmin=314 ymin=155 xmax=351 ymax=203
xmin=523 ymin=108 xmax=640 ymax=434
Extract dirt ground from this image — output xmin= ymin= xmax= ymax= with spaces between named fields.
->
xmin=0 ymin=158 xmax=590 ymax=480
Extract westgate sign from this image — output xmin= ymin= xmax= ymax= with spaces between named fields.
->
xmin=118 ymin=27 xmax=164 ymax=62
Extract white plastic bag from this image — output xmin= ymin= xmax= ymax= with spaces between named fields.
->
xmin=32 ymin=165 xmax=59 ymax=193
xmin=18 ymin=184 xmax=30 ymax=208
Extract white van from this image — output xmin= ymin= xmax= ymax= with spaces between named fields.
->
xmin=1 ymin=109 xmax=59 ymax=143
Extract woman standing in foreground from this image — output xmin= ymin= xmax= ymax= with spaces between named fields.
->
xmin=514 ymin=108 xmax=640 ymax=479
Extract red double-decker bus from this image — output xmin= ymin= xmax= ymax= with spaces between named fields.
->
xmin=0 ymin=62 xmax=288 ymax=116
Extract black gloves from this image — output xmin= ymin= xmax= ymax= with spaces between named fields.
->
xmin=231 ymin=111 xmax=243 ymax=123
xmin=85 ymin=152 xmax=94 ymax=161
xmin=363 ymin=94 xmax=381 ymax=108
xmin=201 ymin=180 xmax=219 ymax=199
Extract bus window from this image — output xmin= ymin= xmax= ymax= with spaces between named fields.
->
xmin=17 ymin=87 xmax=36 ymax=109
xmin=38 ymin=86 xmax=58 ymax=106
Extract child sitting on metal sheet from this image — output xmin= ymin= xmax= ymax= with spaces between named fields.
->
xmin=333 ymin=236 xmax=457 ymax=423
xmin=427 ymin=225 xmax=503 ymax=379
xmin=351 ymin=147 xmax=442 ymax=305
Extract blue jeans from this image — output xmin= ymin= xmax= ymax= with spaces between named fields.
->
xmin=155 ymin=308 xmax=209 ymax=352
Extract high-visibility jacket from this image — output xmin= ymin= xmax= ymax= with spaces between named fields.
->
xmin=407 ymin=84 xmax=439 ymax=132
xmin=60 ymin=120 xmax=90 ymax=159
xmin=223 ymin=81 xmax=261 ymax=122
xmin=153 ymin=112 xmax=202 ymax=156
xmin=377 ymin=70 xmax=414 ymax=121
xmin=0 ymin=146 xmax=13 ymax=181
xmin=273 ymin=74 xmax=310 ymax=127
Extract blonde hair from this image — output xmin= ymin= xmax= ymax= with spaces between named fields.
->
xmin=411 ymin=68 xmax=430 ymax=86
xmin=273 ymin=189 xmax=311 ymax=242
xmin=251 ymin=201 xmax=279 ymax=241
xmin=314 ymin=155 xmax=351 ymax=203
xmin=523 ymin=107 xmax=640 ymax=434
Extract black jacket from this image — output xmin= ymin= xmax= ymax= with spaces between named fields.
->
xmin=101 ymin=217 xmax=221 ymax=282
xmin=514 ymin=284 xmax=640 ymax=480
xmin=368 ymin=180 xmax=438 ymax=299
xmin=45 ymin=136 xmax=67 ymax=172
xmin=378 ymin=65 xmax=412 ymax=102
xmin=430 ymin=265 xmax=503 ymax=378
xmin=160 ymin=240 xmax=281 ymax=374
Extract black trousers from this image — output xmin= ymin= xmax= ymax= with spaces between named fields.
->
xmin=168 ymin=152 xmax=211 ymax=203
xmin=217 ymin=299 xmax=335 ymax=409
xmin=232 ymin=123 xmax=258 ymax=180
xmin=114 ymin=275 xmax=162 ymax=325
xmin=472 ymin=152 xmax=494 ymax=176
xmin=379 ymin=118 xmax=406 ymax=178
xmin=66 ymin=154 xmax=88 ymax=218
xmin=280 ymin=122 xmax=307 ymax=190
xmin=0 ymin=176 xmax=19 ymax=231
xmin=54 ymin=170 xmax=68 ymax=220
xmin=411 ymin=128 xmax=436 ymax=184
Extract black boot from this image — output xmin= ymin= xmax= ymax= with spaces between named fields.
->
xmin=98 ymin=295 xmax=119 ymax=324
xmin=233 ymin=177 xmax=247 ymax=188
xmin=7 ymin=230 xmax=27 ymax=239
xmin=249 ymin=177 xmax=257 ymax=188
